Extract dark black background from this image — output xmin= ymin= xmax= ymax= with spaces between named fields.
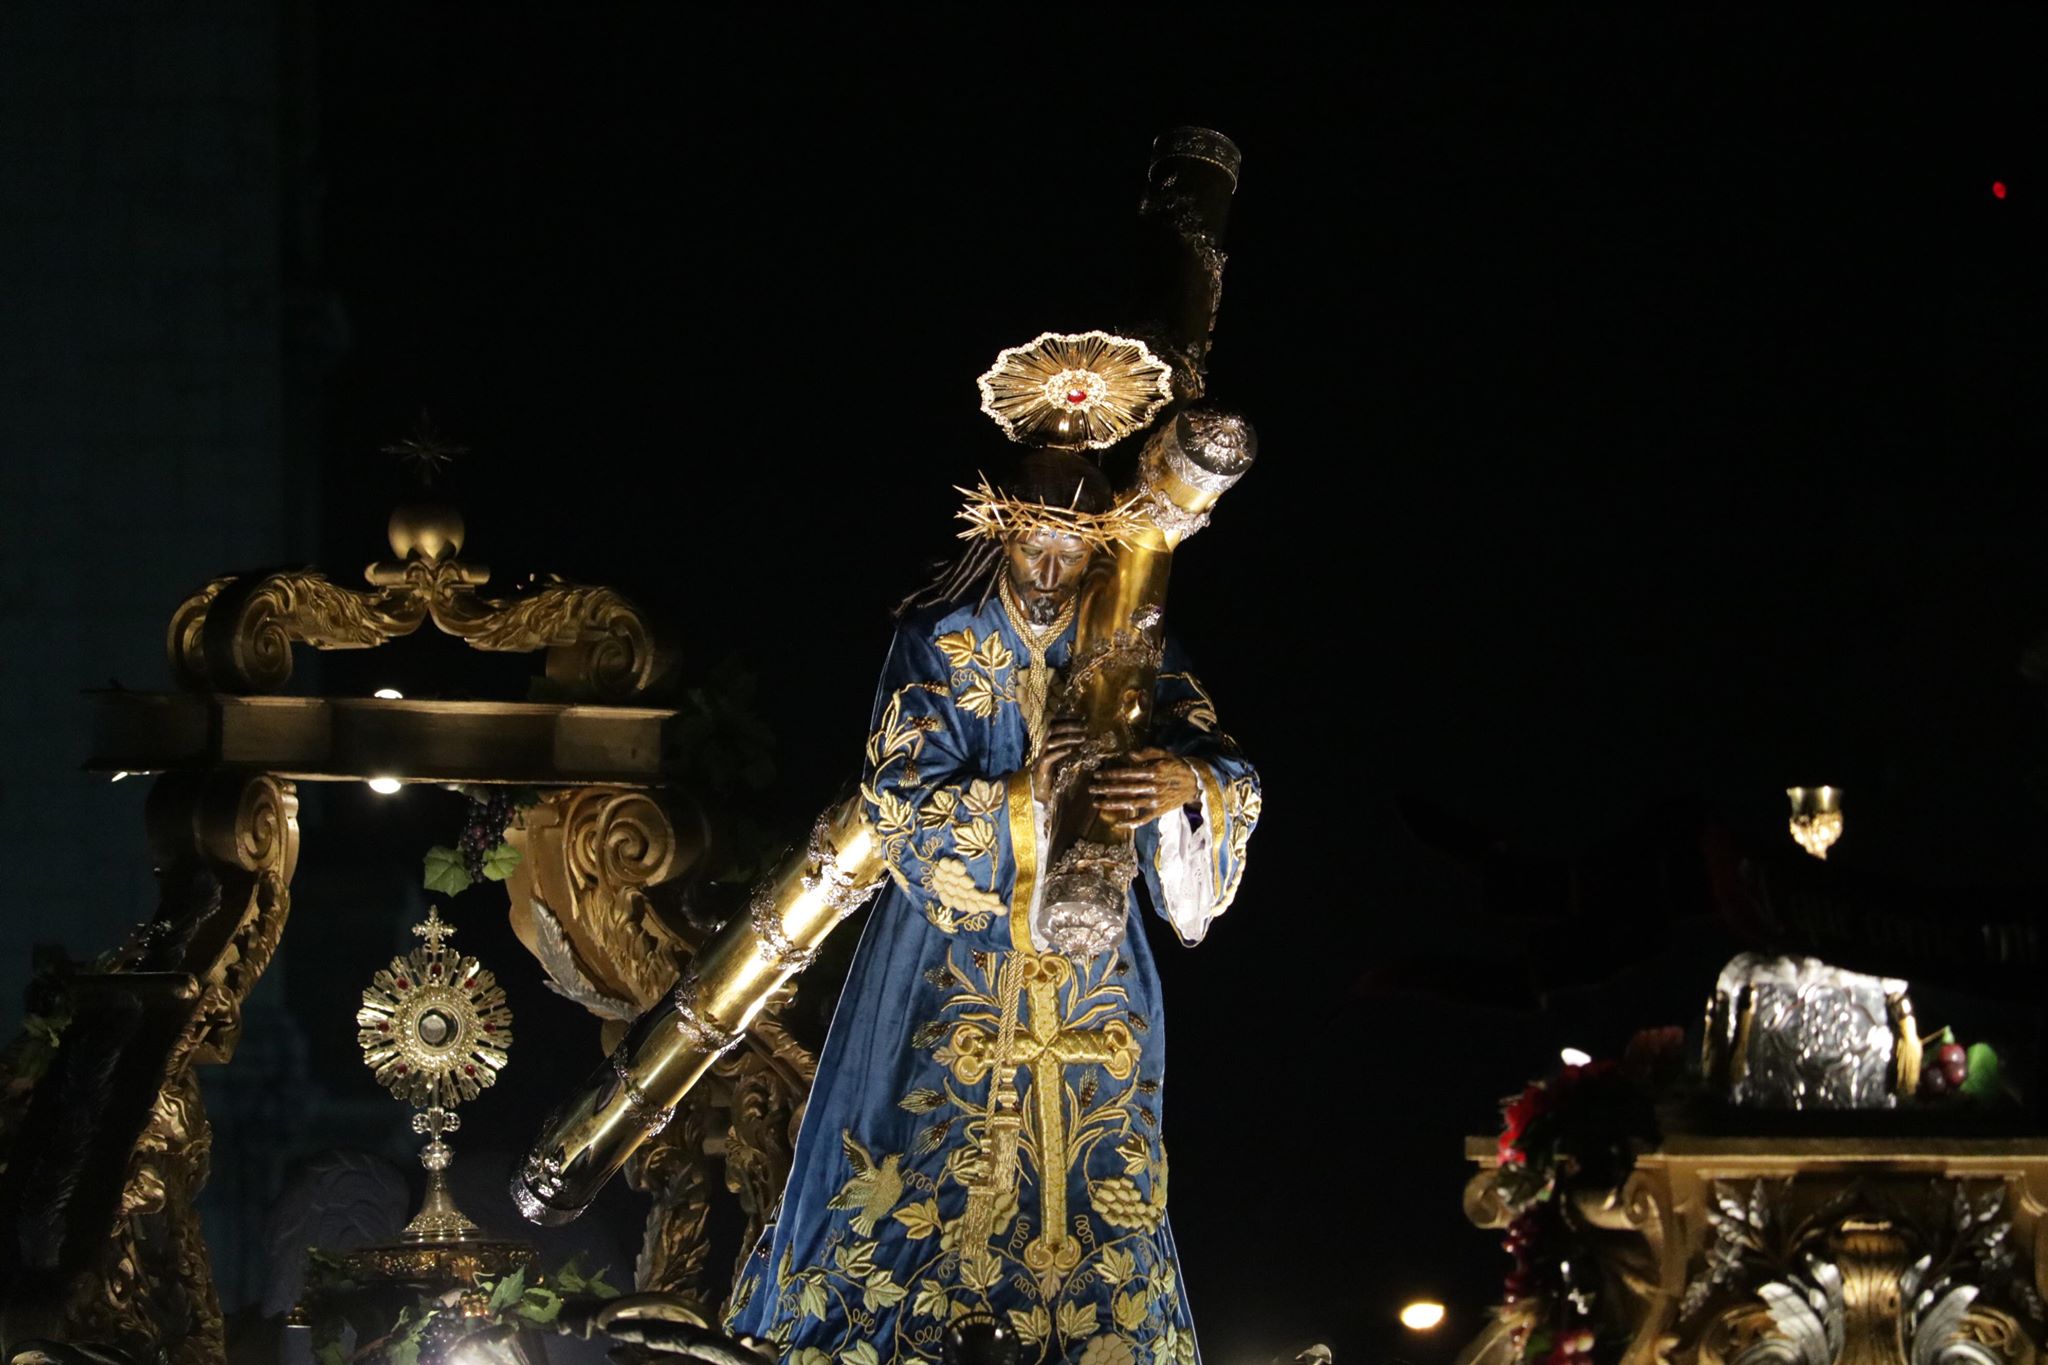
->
xmin=303 ymin=9 xmax=2048 ymax=1360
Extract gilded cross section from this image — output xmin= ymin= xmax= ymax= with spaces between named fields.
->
xmin=941 ymin=952 xmax=1142 ymax=1288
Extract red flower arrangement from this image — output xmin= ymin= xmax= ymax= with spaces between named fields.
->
xmin=1488 ymin=1032 xmax=1677 ymax=1365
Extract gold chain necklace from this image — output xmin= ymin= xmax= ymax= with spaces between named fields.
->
xmin=997 ymin=576 xmax=1075 ymax=759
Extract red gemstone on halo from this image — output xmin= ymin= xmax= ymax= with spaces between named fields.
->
xmin=396 ymin=978 xmax=409 ymax=989
xmin=395 ymin=1063 xmax=408 ymax=1074
xmin=483 ymin=1024 xmax=496 ymax=1033
xmin=378 ymin=1022 xmax=390 ymax=1032
xmin=1066 ymin=388 xmax=1087 ymax=404
xmin=464 ymin=1065 xmax=476 ymax=1076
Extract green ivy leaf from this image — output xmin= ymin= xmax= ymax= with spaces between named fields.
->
xmin=481 ymin=842 xmax=522 ymax=882
xmin=553 ymin=1255 xmax=588 ymax=1295
xmin=514 ymin=1285 xmax=564 ymax=1325
xmin=423 ymin=846 xmax=473 ymax=896
xmin=487 ymin=1267 xmax=528 ymax=1315
xmin=312 ymin=1343 xmax=347 ymax=1365
xmin=583 ymin=1265 xmax=620 ymax=1299
xmin=1963 ymin=1042 xmax=2002 ymax=1099
xmin=387 ymin=1339 xmax=420 ymax=1365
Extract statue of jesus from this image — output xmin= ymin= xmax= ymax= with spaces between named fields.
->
xmin=724 ymin=449 xmax=1261 ymax=1365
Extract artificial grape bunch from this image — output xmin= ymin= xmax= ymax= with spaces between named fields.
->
xmin=460 ymin=788 xmax=517 ymax=880
xmin=1919 ymin=1038 xmax=1971 ymax=1100
xmin=1501 ymin=1210 xmax=1547 ymax=1305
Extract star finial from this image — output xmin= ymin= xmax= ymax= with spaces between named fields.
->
xmin=382 ymin=412 xmax=469 ymax=488
xmin=411 ymin=905 xmax=457 ymax=953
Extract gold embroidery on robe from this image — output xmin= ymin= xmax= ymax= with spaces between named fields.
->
xmin=864 ymin=683 xmax=1011 ymax=935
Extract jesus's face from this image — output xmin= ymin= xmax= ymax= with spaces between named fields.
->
xmin=1004 ymin=527 xmax=1093 ymax=627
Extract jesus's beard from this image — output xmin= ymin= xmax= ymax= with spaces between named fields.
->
xmin=1024 ymin=593 xmax=1063 ymax=628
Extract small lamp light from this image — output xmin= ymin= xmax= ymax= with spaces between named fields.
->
xmin=1786 ymin=785 xmax=1843 ymax=860
xmin=1401 ymin=1301 xmax=1447 ymax=1332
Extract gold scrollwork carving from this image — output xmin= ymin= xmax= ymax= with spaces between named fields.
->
xmin=714 ymin=998 xmax=819 ymax=1267
xmin=2 ymin=772 xmax=302 ymax=1365
xmin=200 ymin=571 xmax=423 ymax=692
xmin=168 ymin=507 xmax=674 ymax=701
xmin=506 ymin=787 xmax=704 ymax=1021
xmin=166 ymin=576 xmax=234 ymax=690
xmin=626 ymin=1100 xmax=717 ymax=1317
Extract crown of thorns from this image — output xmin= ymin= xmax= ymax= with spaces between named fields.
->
xmin=953 ymin=475 xmax=1150 ymax=548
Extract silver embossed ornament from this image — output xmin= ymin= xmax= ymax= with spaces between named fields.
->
xmin=1704 ymin=952 xmax=1917 ymax=1110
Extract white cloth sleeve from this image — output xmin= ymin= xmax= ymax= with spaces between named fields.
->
xmin=1152 ymin=785 xmax=1219 ymax=946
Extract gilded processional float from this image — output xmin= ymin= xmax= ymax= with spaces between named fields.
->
xmin=0 ymin=126 xmax=1262 ymax=1365
xmin=1454 ymin=791 xmax=2048 ymax=1365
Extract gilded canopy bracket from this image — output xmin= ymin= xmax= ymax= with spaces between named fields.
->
xmin=167 ymin=502 xmax=675 ymax=703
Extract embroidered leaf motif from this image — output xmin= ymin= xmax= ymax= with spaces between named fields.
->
xmin=900 ymin=1088 xmax=945 ymax=1114
xmin=1127 ymin=1010 xmax=1149 ymax=1033
xmin=1137 ymin=1079 xmax=1158 ymax=1095
xmin=923 ymin=964 xmax=952 ymax=987
xmin=957 ymin=675 xmax=1000 ymax=719
xmin=833 ymin=1241 xmax=876 ymax=1280
xmin=973 ymin=633 xmax=1015 ymax=673
xmin=796 ymin=1274 xmax=828 ymax=1322
xmin=960 ymin=1249 xmax=1003 ymax=1293
xmin=1057 ymin=1299 xmax=1100 ymax=1341
xmin=919 ymin=789 xmax=959 ymax=829
xmin=915 ymin=1117 xmax=956 ymax=1155
xmin=955 ymin=818 xmax=998 ymax=860
xmin=1098 ymin=1244 xmax=1136 ymax=1286
xmin=789 ymin=1351 xmax=830 ymax=1365
xmin=913 ymin=1279 xmax=951 ymax=1320
xmin=893 ymin=1198 xmax=944 ymax=1240
xmin=1009 ymin=1307 xmax=1051 ymax=1346
xmin=1113 ymin=1291 xmax=1148 ymax=1333
xmin=863 ymin=784 xmax=916 ymax=838
xmin=867 ymin=692 xmax=923 ymax=764
xmin=862 ymin=1272 xmax=908 ymax=1313
xmin=962 ymin=778 xmax=1006 ymax=816
xmin=912 ymin=1019 xmax=949 ymax=1049
xmin=1118 ymin=1132 xmax=1149 ymax=1175
xmin=936 ymin=630 xmax=979 ymax=669
xmin=1077 ymin=1073 xmax=1098 ymax=1108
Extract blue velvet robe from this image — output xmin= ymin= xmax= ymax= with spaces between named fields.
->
xmin=726 ymin=590 xmax=1260 ymax=1365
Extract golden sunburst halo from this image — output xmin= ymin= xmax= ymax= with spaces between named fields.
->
xmin=356 ymin=908 xmax=512 ymax=1109
xmin=976 ymin=330 xmax=1176 ymax=450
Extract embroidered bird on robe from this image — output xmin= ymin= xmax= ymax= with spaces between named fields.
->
xmin=830 ymin=1132 xmax=907 ymax=1238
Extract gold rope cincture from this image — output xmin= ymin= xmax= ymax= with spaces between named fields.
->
xmin=959 ymin=952 xmax=1028 ymax=1252
xmin=997 ymin=573 xmax=1075 ymax=761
